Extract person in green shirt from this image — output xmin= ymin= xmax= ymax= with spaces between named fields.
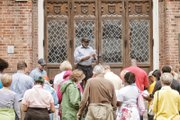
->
xmin=61 ymin=69 xmax=85 ymax=120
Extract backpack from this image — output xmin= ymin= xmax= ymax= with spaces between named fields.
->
xmin=57 ymin=80 xmax=68 ymax=103
xmin=57 ymin=70 xmax=72 ymax=104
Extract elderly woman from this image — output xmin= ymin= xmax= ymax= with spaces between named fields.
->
xmin=61 ymin=69 xmax=85 ymax=120
xmin=152 ymin=73 xmax=180 ymax=120
xmin=22 ymin=76 xmax=55 ymax=120
xmin=0 ymin=74 xmax=20 ymax=120
xmin=116 ymin=72 xmax=143 ymax=120
xmin=53 ymin=60 xmax=73 ymax=91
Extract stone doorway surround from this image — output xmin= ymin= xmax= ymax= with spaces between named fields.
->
xmin=37 ymin=0 xmax=159 ymax=70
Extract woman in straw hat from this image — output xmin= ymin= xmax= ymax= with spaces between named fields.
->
xmin=61 ymin=69 xmax=85 ymax=120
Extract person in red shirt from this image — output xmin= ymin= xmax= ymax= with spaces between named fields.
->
xmin=120 ymin=59 xmax=149 ymax=91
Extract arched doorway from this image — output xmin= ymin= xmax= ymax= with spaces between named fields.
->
xmin=44 ymin=0 xmax=153 ymax=79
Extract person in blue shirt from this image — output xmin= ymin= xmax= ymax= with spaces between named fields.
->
xmin=0 ymin=58 xmax=9 ymax=89
xmin=30 ymin=58 xmax=47 ymax=81
xmin=10 ymin=61 xmax=34 ymax=120
xmin=43 ymin=78 xmax=58 ymax=120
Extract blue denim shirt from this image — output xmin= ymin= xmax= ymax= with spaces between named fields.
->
xmin=30 ymin=68 xmax=47 ymax=81
xmin=43 ymin=81 xmax=58 ymax=105
xmin=43 ymin=81 xmax=58 ymax=120
xmin=10 ymin=71 xmax=34 ymax=101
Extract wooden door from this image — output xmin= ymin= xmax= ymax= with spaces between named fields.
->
xmin=44 ymin=0 xmax=153 ymax=79
xmin=44 ymin=0 xmax=71 ymax=79
xmin=72 ymin=0 xmax=98 ymax=63
xmin=125 ymin=0 xmax=153 ymax=72
xmin=98 ymin=0 xmax=125 ymax=74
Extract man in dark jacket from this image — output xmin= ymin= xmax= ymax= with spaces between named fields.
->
xmin=152 ymin=65 xmax=180 ymax=95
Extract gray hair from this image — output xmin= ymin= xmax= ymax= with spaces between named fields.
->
xmin=160 ymin=73 xmax=173 ymax=85
xmin=93 ymin=64 xmax=105 ymax=75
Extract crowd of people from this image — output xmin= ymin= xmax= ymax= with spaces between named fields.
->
xmin=0 ymin=37 xmax=180 ymax=120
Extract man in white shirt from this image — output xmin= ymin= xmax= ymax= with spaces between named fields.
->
xmin=74 ymin=37 xmax=97 ymax=88
xmin=103 ymin=65 xmax=123 ymax=93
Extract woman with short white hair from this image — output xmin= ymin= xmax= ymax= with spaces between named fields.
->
xmin=53 ymin=60 xmax=72 ymax=91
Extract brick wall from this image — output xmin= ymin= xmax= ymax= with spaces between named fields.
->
xmin=0 ymin=0 xmax=38 ymax=73
xmin=159 ymin=1 xmax=166 ymax=67
xmin=159 ymin=0 xmax=180 ymax=72
xmin=32 ymin=0 xmax=38 ymax=70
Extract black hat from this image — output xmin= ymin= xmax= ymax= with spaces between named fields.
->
xmin=38 ymin=58 xmax=46 ymax=66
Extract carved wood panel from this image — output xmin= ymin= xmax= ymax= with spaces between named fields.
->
xmin=72 ymin=0 xmax=97 ymax=53
xmin=126 ymin=0 xmax=152 ymax=68
xmin=44 ymin=0 xmax=153 ymax=78
xmin=45 ymin=0 xmax=70 ymax=79
xmin=99 ymin=0 xmax=124 ymax=66
xmin=128 ymin=0 xmax=151 ymax=16
xmin=46 ymin=0 xmax=69 ymax=16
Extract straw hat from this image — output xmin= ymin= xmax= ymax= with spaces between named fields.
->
xmin=71 ymin=69 xmax=85 ymax=82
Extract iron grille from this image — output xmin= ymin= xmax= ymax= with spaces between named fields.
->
xmin=101 ymin=19 xmax=123 ymax=63
xmin=129 ymin=19 xmax=149 ymax=63
xmin=74 ymin=20 xmax=95 ymax=48
xmin=48 ymin=19 xmax=68 ymax=63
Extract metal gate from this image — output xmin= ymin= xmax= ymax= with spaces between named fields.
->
xmin=44 ymin=0 xmax=153 ymax=79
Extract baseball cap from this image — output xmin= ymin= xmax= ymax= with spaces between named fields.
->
xmin=38 ymin=58 xmax=46 ymax=66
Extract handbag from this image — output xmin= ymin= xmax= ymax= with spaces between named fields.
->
xmin=137 ymin=92 xmax=145 ymax=116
